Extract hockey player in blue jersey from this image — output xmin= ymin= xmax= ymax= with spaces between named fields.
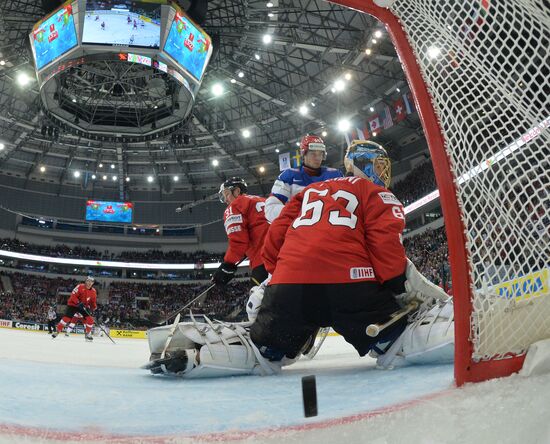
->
xmin=264 ymin=134 xmax=343 ymax=223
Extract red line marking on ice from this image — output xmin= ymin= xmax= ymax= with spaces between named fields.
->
xmin=0 ymin=388 xmax=454 ymax=443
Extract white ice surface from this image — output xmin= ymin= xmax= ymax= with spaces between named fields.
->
xmin=0 ymin=328 xmax=549 ymax=443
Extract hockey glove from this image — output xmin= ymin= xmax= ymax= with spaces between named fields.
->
xmin=403 ymin=259 xmax=449 ymax=306
xmin=211 ymin=262 xmax=238 ymax=286
xmin=77 ymin=302 xmax=86 ymax=312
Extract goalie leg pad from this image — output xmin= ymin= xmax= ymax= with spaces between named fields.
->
xmin=375 ymin=300 xmax=455 ymax=369
xmin=145 ymin=316 xmax=289 ymax=378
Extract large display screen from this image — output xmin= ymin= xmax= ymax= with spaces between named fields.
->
xmin=82 ymin=0 xmax=161 ymax=48
xmin=31 ymin=2 xmax=78 ymax=70
xmin=163 ymin=10 xmax=211 ymax=82
xmin=85 ymin=200 xmax=134 ymax=223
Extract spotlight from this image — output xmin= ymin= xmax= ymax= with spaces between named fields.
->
xmin=73 ymin=171 xmax=81 ymax=178
xmin=173 ymin=175 xmax=179 ymax=182
xmin=344 ymin=72 xmax=352 ymax=81
xmin=126 ymin=177 xmax=130 ymax=182
xmin=211 ymin=82 xmax=224 ymax=96
xmin=427 ymin=46 xmax=441 ymax=59
xmin=275 ymin=148 xmax=280 ymax=153
xmin=91 ymin=174 xmax=96 ymax=179
xmin=102 ymin=175 xmax=107 ymax=180
xmin=230 ymin=78 xmax=236 ymax=84
xmin=212 ymin=159 xmax=219 ymax=166
xmin=333 ymin=79 xmax=345 ymax=92
xmin=299 ymin=104 xmax=308 ymax=116
xmin=17 ymin=72 xmax=31 ymax=86
xmin=374 ymin=30 xmax=383 ymax=38
xmin=147 ymin=176 xmax=154 ymax=183
xmin=237 ymin=71 xmax=244 ymax=78
xmin=254 ymin=53 xmax=261 ymax=60
xmin=242 ymin=129 xmax=251 ymax=138
xmin=259 ymin=166 xmax=265 ymax=173
xmin=0 ymin=143 xmax=4 ymax=151
xmin=98 ymin=163 xmax=103 ymax=168
xmin=40 ymin=166 xmax=46 ymax=173
xmin=112 ymin=175 xmax=117 ymax=181
xmin=337 ymin=118 xmax=351 ymax=132
xmin=321 ymin=130 xmax=328 ymax=137
xmin=365 ymin=48 xmax=372 ymax=55
xmin=110 ymin=164 xmax=115 ymax=169
xmin=262 ymin=34 xmax=272 ymax=44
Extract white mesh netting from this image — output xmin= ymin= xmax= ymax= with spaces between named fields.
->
xmin=389 ymin=0 xmax=549 ymax=360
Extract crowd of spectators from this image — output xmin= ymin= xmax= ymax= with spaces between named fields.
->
xmin=391 ymin=161 xmax=437 ymax=206
xmin=0 ymin=273 xmax=77 ymax=323
xmin=403 ymin=226 xmax=451 ymax=292
xmin=0 ymin=271 xmax=252 ymax=329
xmin=108 ymin=280 xmax=250 ymax=327
xmin=0 ymin=238 xmax=223 ymax=264
xmin=1 ymin=224 xmax=452 ymax=330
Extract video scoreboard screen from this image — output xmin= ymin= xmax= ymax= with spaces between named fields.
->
xmin=163 ymin=10 xmax=212 ymax=82
xmin=31 ymin=2 xmax=78 ymax=70
xmin=85 ymin=200 xmax=134 ymax=223
xmin=82 ymin=0 xmax=162 ymax=48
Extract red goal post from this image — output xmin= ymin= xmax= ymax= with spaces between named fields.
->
xmin=329 ymin=0 xmax=550 ymax=386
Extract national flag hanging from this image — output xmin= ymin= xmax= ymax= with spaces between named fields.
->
xmin=344 ymin=132 xmax=351 ymax=146
xmin=403 ymin=93 xmax=415 ymax=115
xmin=393 ymin=97 xmax=407 ymax=122
xmin=368 ymin=115 xmax=381 ymax=133
xmin=356 ymin=127 xmax=368 ymax=140
xmin=278 ymin=152 xmax=291 ymax=171
xmin=461 ymin=0 xmax=491 ymax=41
xmin=291 ymin=149 xmax=302 ymax=168
xmin=380 ymin=104 xmax=394 ymax=130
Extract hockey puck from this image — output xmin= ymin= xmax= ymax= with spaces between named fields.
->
xmin=301 ymin=375 xmax=318 ymax=417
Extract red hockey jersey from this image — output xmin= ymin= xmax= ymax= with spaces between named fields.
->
xmin=223 ymin=194 xmax=269 ymax=269
xmin=67 ymin=283 xmax=97 ymax=311
xmin=263 ymin=176 xmax=407 ymax=284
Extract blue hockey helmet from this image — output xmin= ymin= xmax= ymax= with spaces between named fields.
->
xmin=344 ymin=140 xmax=391 ymax=188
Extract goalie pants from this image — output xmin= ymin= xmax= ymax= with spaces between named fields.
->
xmin=250 ymin=282 xmax=407 ymax=359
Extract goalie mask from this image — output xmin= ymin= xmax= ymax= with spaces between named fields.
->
xmin=218 ymin=177 xmax=248 ymax=203
xmin=344 ymin=140 xmax=391 ymax=188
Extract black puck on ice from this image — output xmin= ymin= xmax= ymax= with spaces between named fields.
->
xmin=301 ymin=375 xmax=318 ymax=417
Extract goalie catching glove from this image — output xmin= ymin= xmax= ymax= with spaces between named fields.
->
xmin=401 ymin=259 xmax=450 ymax=306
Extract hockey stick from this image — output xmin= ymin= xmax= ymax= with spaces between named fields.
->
xmin=303 ymin=327 xmax=330 ymax=360
xmin=156 ymin=257 xmax=247 ymax=325
xmin=366 ymin=301 xmax=418 ymax=337
xmin=158 ymin=284 xmax=216 ymax=325
xmin=81 ymin=307 xmax=116 ymax=344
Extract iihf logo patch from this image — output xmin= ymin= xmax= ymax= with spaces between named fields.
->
xmin=350 ymin=267 xmax=375 ymax=280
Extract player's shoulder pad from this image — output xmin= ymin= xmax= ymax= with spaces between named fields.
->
xmin=278 ymin=168 xmax=299 ymax=181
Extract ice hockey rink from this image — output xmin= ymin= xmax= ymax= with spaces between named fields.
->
xmin=0 ymin=328 xmax=549 ymax=444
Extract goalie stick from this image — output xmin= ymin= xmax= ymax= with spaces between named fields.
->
xmin=366 ymin=301 xmax=418 ymax=337
xmin=303 ymin=327 xmax=330 ymax=360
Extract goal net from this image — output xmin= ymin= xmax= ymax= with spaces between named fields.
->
xmin=332 ymin=0 xmax=549 ymax=384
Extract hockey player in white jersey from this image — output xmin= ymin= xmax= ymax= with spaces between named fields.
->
xmin=142 ymin=141 xmax=454 ymax=378
xmin=264 ymin=134 xmax=343 ymax=223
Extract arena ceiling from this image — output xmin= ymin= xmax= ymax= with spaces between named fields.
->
xmin=0 ymin=0 xmax=426 ymax=200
